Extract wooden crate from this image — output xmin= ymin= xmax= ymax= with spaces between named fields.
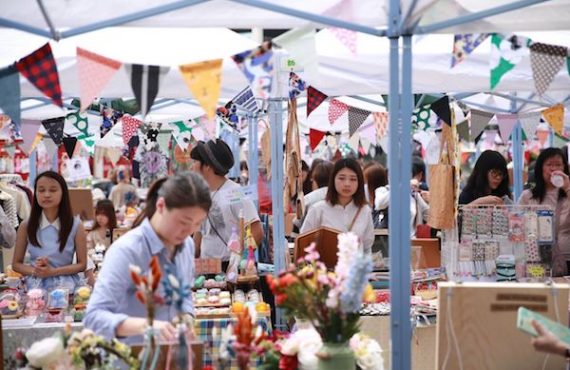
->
xmin=436 ymin=282 xmax=569 ymax=370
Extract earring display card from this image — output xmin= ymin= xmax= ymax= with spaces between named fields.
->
xmin=537 ymin=210 xmax=554 ymax=243
xmin=508 ymin=213 xmax=525 ymax=242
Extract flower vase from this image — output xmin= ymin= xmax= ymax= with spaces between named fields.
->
xmin=140 ymin=327 xmax=160 ymax=370
xmin=318 ymin=342 xmax=355 ymax=370
xmin=167 ymin=324 xmax=194 ymax=370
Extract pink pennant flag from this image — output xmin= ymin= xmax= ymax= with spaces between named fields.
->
xmin=495 ymin=113 xmax=518 ymax=142
xmin=329 ymin=28 xmax=357 ymax=54
xmin=121 ymin=115 xmax=142 ymax=146
xmin=358 ymin=123 xmax=377 ymax=145
xmin=77 ymin=48 xmax=121 ymax=111
xmin=328 ymin=99 xmax=349 ymax=124
xmin=373 ymin=112 xmax=389 ymax=139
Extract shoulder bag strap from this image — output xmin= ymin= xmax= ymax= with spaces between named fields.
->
xmin=348 ymin=206 xmax=363 ymax=232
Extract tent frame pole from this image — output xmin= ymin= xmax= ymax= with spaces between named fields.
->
xmin=415 ymin=0 xmax=547 ymax=34
xmin=510 ymin=93 xmax=524 ymax=201
xmin=248 ymin=115 xmax=259 ymax=208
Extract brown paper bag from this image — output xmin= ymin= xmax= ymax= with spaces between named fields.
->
xmin=427 ymin=123 xmax=455 ymax=229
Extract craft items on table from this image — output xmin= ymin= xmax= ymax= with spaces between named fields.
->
xmin=446 ymin=205 xmax=554 ymax=281
xmin=25 ymin=288 xmax=46 ymax=316
xmin=0 ymin=290 xmax=22 ymax=318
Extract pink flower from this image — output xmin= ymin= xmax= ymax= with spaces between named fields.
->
xmin=304 ymin=243 xmax=320 ymax=262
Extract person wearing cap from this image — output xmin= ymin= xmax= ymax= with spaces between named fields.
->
xmin=191 ymin=139 xmax=263 ymax=264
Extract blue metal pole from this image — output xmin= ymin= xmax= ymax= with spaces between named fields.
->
xmin=59 ymin=0 xmax=209 ymax=39
xmin=510 ymin=94 xmax=523 ymax=201
xmin=269 ymin=98 xmax=286 ymax=328
xmin=29 ymin=150 xmax=37 ymax=186
xmin=248 ymin=115 xmax=259 ymax=208
xmin=229 ymin=0 xmax=387 ymax=37
xmin=491 ymin=92 xmax=550 ymax=108
xmin=229 ymin=129 xmax=240 ymax=179
xmin=0 ymin=18 xmax=52 ymax=38
xmin=415 ymin=0 xmax=546 ymax=33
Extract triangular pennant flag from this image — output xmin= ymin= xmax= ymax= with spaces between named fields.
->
xmin=469 ymin=109 xmax=494 ymax=141
xmin=232 ymin=41 xmax=274 ymax=100
xmin=484 ymin=129 xmax=498 ymax=145
xmin=361 ymin=138 xmax=372 ymax=153
xmin=490 ymin=34 xmax=528 ymax=90
xmin=451 ymin=34 xmax=489 ymax=67
xmin=105 ymin=147 xmax=123 ymax=165
xmin=309 ymin=128 xmax=326 ymax=151
xmin=289 ymin=71 xmax=307 ymax=100
xmin=518 ymin=111 xmax=541 ymax=138
xmin=179 ymin=59 xmax=223 ymax=120
xmin=457 ymin=120 xmax=470 ymax=141
xmin=496 ymin=113 xmax=518 ymax=142
xmin=348 ymin=134 xmax=360 ymax=152
xmin=348 ymin=106 xmax=371 ymax=136
xmin=373 ymin=112 xmax=389 ymax=140
xmin=77 ymin=134 xmax=96 ymax=155
xmin=41 ymin=117 xmax=65 ymax=145
xmin=157 ymin=132 xmax=171 ymax=154
xmin=542 ymin=104 xmax=565 ymax=135
xmin=126 ymin=64 xmax=170 ymax=117
xmin=0 ymin=65 xmax=21 ymax=130
xmin=128 ymin=135 xmax=139 ymax=150
xmin=529 ymin=42 xmax=568 ymax=96
xmin=169 ymin=120 xmax=193 ymax=150
xmin=4 ymin=145 xmax=15 ymax=158
xmin=430 ymin=96 xmax=451 ymax=126
xmin=553 ymin=133 xmax=570 ymax=148
xmin=328 ymin=99 xmax=349 ymax=124
xmin=233 ymin=86 xmax=259 ymax=114
xmin=20 ymin=119 xmax=42 ymax=154
xmin=77 ymin=48 xmax=121 ymax=111
xmin=65 ymin=110 xmax=89 ymax=137
xmin=328 ymin=28 xmax=357 ymax=54
xmin=307 ymin=86 xmax=328 ymax=117
xmin=121 ymin=115 xmax=142 ymax=146
xmin=62 ymin=137 xmax=78 ymax=158
xmin=358 ymin=123 xmax=377 ymax=145
xmin=43 ymin=138 xmax=58 ymax=159
xmin=16 ymin=43 xmax=63 ymax=107
xmin=100 ymin=107 xmax=122 ymax=138
xmin=412 ymin=105 xmax=432 ymax=131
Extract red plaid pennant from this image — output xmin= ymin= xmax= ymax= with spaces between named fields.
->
xmin=307 ymin=86 xmax=328 ymax=117
xmin=16 ymin=43 xmax=63 ymax=107
xmin=309 ymin=128 xmax=326 ymax=151
xmin=122 ymin=115 xmax=142 ymax=146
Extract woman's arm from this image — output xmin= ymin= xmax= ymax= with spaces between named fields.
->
xmin=54 ymin=223 xmax=87 ymax=276
xmin=12 ymin=221 xmax=35 ymax=276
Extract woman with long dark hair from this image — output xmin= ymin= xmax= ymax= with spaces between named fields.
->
xmin=85 ymin=172 xmax=211 ymax=343
xmin=12 ymin=171 xmax=87 ymax=290
xmin=459 ymin=150 xmax=512 ymax=205
xmin=300 ymin=158 xmax=374 ymax=255
xmin=87 ymin=199 xmax=117 ymax=250
xmin=519 ymin=147 xmax=570 ymax=276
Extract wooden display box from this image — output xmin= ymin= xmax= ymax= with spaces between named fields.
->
xmin=436 ymin=282 xmax=569 ymax=370
xmin=295 ymin=226 xmax=340 ymax=270
xmin=69 ymin=188 xmax=95 ymax=221
xmin=194 ymin=258 xmax=222 ymax=275
xmin=131 ymin=341 xmax=203 ymax=370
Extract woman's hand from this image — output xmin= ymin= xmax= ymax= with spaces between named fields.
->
xmin=33 ymin=265 xmax=55 ymax=278
xmin=153 ymin=320 xmax=177 ymax=343
xmin=530 ymin=320 xmax=567 ymax=357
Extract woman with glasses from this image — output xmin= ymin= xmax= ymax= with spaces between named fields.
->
xmin=518 ymin=147 xmax=570 ymax=276
xmin=459 ymin=150 xmax=512 ymax=206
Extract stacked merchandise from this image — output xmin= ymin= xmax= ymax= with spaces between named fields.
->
xmin=444 ymin=205 xmax=554 ymax=281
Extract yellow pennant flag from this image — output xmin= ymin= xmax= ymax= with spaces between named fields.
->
xmin=542 ymin=104 xmax=565 ymax=135
xmin=179 ymin=59 xmax=223 ymax=120
xmin=29 ymin=133 xmax=43 ymax=153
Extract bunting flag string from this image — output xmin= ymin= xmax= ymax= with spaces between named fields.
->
xmin=542 ymin=104 xmax=565 ymax=135
xmin=451 ymin=34 xmax=489 ymax=67
xmin=62 ymin=137 xmax=78 ymax=158
xmin=518 ymin=111 xmax=541 ymax=138
xmin=289 ymin=71 xmax=307 ymax=100
xmin=490 ymin=34 xmax=529 ymax=90
xmin=77 ymin=48 xmax=121 ymax=111
xmin=16 ymin=43 xmax=63 ymax=107
xmin=529 ymin=42 xmax=568 ymax=96
xmin=77 ymin=134 xmax=96 ymax=155
xmin=430 ymin=96 xmax=451 ymax=126
xmin=0 ymin=66 xmax=21 ymax=131
xmin=456 ymin=120 xmax=470 ymax=141
xmin=179 ymin=59 xmax=223 ymax=120
xmin=232 ymin=86 xmax=259 ymax=114
xmin=328 ymin=99 xmax=349 ymax=124
xmin=307 ymin=86 xmax=328 ymax=117
xmin=65 ymin=111 xmax=89 ymax=137
xmin=309 ymin=128 xmax=326 ymax=151
xmin=348 ymin=106 xmax=371 ymax=137
xmin=470 ymin=109 xmax=495 ymax=142
xmin=495 ymin=113 xmax=518 ymax=142
xmin=121 ymin=115 xmax=142 ymax=146
xmin=41 ymin=117 xmax=65 ymax=145
xmin=169 ymin=120 xmax=193 ymax=150
xmin=232 ymin=41 xmax=274 ymax=100
xmin=126 ymin=64 xmax=170 ymax=117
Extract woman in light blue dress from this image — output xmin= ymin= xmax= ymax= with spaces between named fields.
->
xmin=12 ymin=171 xmax=87 ymax=291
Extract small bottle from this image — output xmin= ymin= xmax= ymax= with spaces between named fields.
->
xmin=551 ymin=174 xmax=564 ymax=188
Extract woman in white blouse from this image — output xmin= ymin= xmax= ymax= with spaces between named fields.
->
xmin=300 ymin=158 xmax=374 ymax=255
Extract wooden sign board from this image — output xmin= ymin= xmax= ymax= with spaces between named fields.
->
xmin=437 ymin=282 xmax=569 ymax=370
xmin=68 ymin=188 xmax=95 ymax=221
xmin=295 ymin=226 xmax=340 ymax=269
xmin=411 ymin=238 xmax=441 ymax=269
xmin=195 ymin=258 xmax=222 ymax=275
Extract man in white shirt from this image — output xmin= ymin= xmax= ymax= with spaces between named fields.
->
xmin=191 ymin=139 xmax=263 ymax=262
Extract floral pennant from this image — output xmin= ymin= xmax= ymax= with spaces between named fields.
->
xmin=232 ymin=41 xmax=274 ymax=100
xmin=169 ymin=120 xmax=193 ymax=150
xmin=490 ymin=34 xmax=530 ymax=90
xmin=451 ymin=34 xmax=489 ymax=67
xmin=289 ymin=72 xmax=307 ymax=100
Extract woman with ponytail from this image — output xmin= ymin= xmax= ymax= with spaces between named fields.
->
xmin=84 ymin=173 xmax=211 ymax=343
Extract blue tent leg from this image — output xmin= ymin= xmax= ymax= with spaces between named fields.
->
xmin=511 ymin=95 xmax=523 ymax=200
xmin=269 ymin=98 xmax=286 ymax=329
xmin=248 ymin=115 xmax=260 ymax=208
